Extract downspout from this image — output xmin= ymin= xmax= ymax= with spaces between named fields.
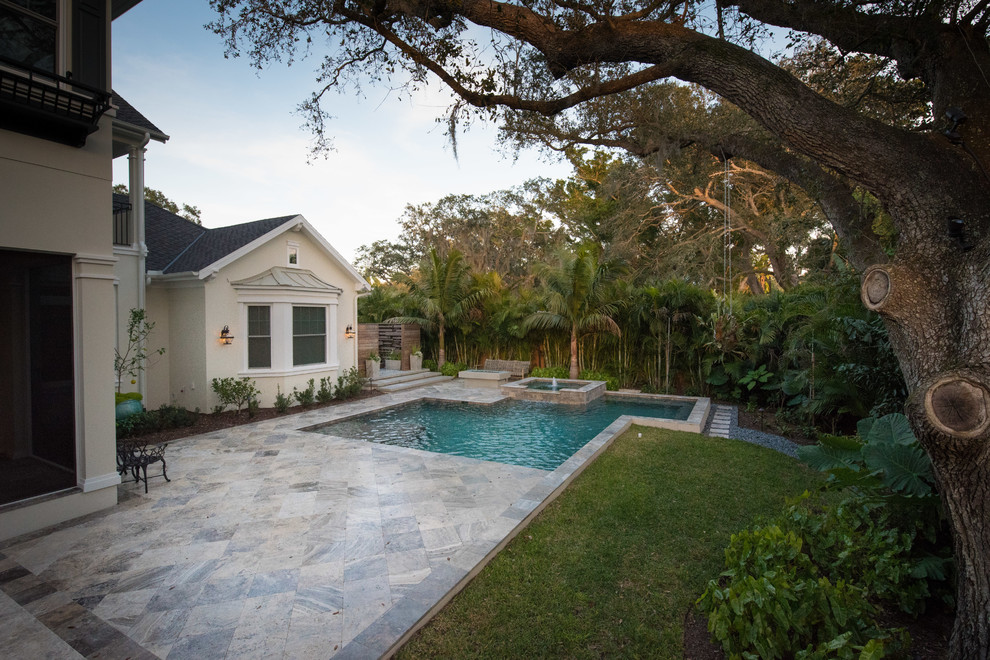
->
xmin=128 ymin=132 xmax=151 ymax=399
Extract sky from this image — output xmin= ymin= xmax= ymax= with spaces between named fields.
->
xmin=111 ymin=1 xmax=572 ymax=263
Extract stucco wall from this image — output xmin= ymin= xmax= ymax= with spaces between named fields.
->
xmin=144 ymin=285 xmax=171 ymax=408
xmin=0 ymin=115 xmax=121 ymax=540
xmin=206 ymin=224 xmax=362 ymax=408
xmin=164 ymin=284 xmax=208 ymax=411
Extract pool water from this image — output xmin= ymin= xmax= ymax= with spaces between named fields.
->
xmin=307 ymin=397 xmax=693 ymax=471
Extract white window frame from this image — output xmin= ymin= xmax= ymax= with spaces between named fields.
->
xmin=237 ymin=291 xmax=339 ymax=377
xmin=0 ymin=0 xmax=68 ymax=76
xmin=246 ymin=304 xmax=272 ymax=369
xmin=287 ymin=241 xmax=300 ymax=268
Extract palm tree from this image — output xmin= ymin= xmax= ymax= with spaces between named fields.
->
xmin=387 ymin=248 xmax=486 ymax=368
xmin=524 ymin=246 xmax=620 ymax=379
xmin=638 ymin=279 xmax=710 ymax=392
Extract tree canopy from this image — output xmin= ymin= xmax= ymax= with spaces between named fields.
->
xmin=210 ymin=0 xmax=990 ymax=654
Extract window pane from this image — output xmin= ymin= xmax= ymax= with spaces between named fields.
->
xmin=248 ymin=337 xmax=271 ymax=369
xmin=0 ymin=7 xmax=56 ymax=72
xmin=293 ymin=336 xmax=325 ymax=366
xmin=248 ymin=306 xmax=270 ymax=336
xmin=293 ymin=307 xmax=325 ymax=334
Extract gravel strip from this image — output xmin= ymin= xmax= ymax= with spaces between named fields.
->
xmin=707 ymin=405 xmax=802 ymax=458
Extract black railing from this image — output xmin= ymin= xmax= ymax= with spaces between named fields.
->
xmin=0 ymin=54 xmax=112 ymax=147
xmin=113 ymin=199 xmax=132 ymax=246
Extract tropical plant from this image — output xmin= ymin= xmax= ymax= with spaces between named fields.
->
xmin=523 ymin=245 xmax=620 ymax=379
xmin=387 ymin=248 xmax=489 ymax=368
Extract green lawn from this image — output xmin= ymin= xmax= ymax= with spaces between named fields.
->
xmin=397 ymin=426 xmax=821 ymax=659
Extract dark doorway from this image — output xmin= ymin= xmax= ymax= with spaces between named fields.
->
xmin=0 ymin=249 xmax=76 ymax=506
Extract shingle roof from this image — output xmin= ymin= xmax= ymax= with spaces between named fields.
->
xmin=111 ymin=91 xmax=168 ymax=141
xmin=164 ymin=215 xmax=297 ymax=274
xmin=117 ymin=193 xmax=297 ymax=274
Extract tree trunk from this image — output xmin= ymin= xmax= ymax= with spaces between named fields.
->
xmin=664 ymin=317 xmax=672 ymax=393
xmin=438 ymin=324 xmax=446 ymax=368
xmin=569 ymin=326 xmax=579 ymax=379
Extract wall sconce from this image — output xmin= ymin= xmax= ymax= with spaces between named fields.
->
xmin=344 ymin=324 xmax=356 ymax=339
xmin=220 ymin=325 xmax=235 ymax=345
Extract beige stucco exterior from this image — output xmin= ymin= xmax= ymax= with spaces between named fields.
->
xmin=141 ymin=219 xmax=367 ymax=411
xmin=0 ymin=117 xmax=122 ymax=540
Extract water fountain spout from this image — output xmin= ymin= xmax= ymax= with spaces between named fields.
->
xmin=551 ymin=377 xmax=558 ymax=390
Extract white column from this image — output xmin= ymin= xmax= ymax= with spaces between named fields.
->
xmin=127 ymin=143 xmax=148 ymax=397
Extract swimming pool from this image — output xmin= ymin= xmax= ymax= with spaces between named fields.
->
xmin=306 ymin=396 xmax=696 ymax=471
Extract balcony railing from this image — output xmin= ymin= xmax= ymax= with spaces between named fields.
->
xmin=113 ymin=199 xmax=132 ymax=246
xmin=0 ymin=54 xmax=112 ymax=147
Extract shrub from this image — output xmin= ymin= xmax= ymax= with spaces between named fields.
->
xmin=423 ymin=359 xmax=438 ymax=371
xmin=316 ymin=377 xmax=335 ymax=403
xmin=273 ymin=385 xmax=291 ymax=413
xmin=441 ymin=361 xmax=467 ymax=377
xmin=293 ymin=378 xmax=316 ymax=406
xmin=579 ymin=369 xmax=619 ymax=391
xmin=247 ymin=397 xmax=260 ymax=418
xmin=334 ymin=367 xmax=364 ymax=399
xmin=387 ymin=349 xmax=401 ymax=361
xmin=531 ymin=365 xmax=568 ymax=379
xmin=699 ymin=522 xmax=908 ymax=659
xmin=211 ymin=377 xmax=260 ymax=414
xmin=116 ymin=403 xmax=195 ymax=439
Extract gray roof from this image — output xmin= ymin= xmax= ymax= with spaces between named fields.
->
xmin=116 ymin=193 xmax=297 ymax=274
xmin=111 ymin=92 xmax=168 ymax=142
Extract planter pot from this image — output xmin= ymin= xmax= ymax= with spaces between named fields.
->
xmin=115 ymin=399 xmax=144 ymax=421
xmin=366 ymin=360 xmax=380 ymax=379
xmin=384 ymin=359 xmax=401 ymax=371
xmin=410 ymin=355 xmax=423 ymax=371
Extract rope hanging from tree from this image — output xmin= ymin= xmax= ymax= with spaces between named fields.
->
xmin=721 ymin=150 xmax=732 ymax=312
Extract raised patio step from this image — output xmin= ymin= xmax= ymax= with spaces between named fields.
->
xmin=368 ymin=368 xmax=431 ymax=386
xmin=376 ymin=374 xmax=453 ymax=392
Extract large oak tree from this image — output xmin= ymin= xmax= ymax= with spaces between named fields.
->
xmin=210 ymin=0 xmax=990 ymax=654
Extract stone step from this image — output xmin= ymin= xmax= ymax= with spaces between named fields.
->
xmin=377 ymin=375 xmax=453 ymax=392
xmin=368 ymin=369 xmax=432 ymax=386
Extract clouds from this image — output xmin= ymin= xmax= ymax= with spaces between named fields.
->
xmin=111 ymin=0 xmax=568 ymax=262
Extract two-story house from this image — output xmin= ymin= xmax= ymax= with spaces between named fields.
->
xmin=0 ymin=0 xmax=144 ymax=539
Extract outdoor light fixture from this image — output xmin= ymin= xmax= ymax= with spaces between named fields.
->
xmin=947 ymin=217 xmax=974 ymax=252
xmin=345 ymin=324 xmax=356 ymax=339
xmin=220 ymin=325 xmax=235 ymax=345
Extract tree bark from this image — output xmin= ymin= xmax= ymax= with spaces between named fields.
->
xmin=569 ymin=326 xmax=579 ymax=379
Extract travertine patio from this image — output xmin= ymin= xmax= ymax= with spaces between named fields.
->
xmin=0 ymin=381 xmax=668 ymax=659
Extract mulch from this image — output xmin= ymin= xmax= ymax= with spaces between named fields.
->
xmin=127 ymin=391 xmax=381 ymax=446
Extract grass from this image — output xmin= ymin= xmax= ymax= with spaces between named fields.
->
xmin=397 ymin=426 xmax=822 ymax=659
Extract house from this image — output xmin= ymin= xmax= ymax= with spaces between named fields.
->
xmin=0 ymin=0 xmax=146 ymax=540
xmin=116 ymin=197 xmax=370 ymax=411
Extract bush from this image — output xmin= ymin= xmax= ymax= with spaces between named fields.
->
xmin=423 ymin=359 xmax=438 ymax=372
xmin=316 ymin=377 xmax=335 ymax=403
xmin=698 ymin=488 xmax=948 ymax=659
xmin=334 ymin=367 xmax=364 ymax=399
xmin=273 ymin=385 xmax=291 ymax=413
xmin=211 ymin=377 xmax=260 ymax=414
xmin=116 ymin=403 xmax=195 ymax=439
xmin=699 ymin=521 xmax=909 ymax=659
xmin=293 ymin=378 xmax=316 ymax=406
xmin=579 ymin=369 xmax=619 ymax=391
xmin=441 ymin=361 xmax=467 ymax=377
xmin=531 ymin=365 xmax=568 ymax=379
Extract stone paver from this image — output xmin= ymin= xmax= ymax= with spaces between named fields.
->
xmin=0 ymin=384 xmax=549 ymax=659
xmin=1 ymin=382 xmax=707 ymax=658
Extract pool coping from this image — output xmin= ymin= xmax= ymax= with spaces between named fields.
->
xmin=331 ymin=388 xmax=712 ymax=658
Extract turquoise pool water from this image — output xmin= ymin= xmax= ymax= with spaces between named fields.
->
xmin=307 ymin=397 xmax=694 ymax=471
